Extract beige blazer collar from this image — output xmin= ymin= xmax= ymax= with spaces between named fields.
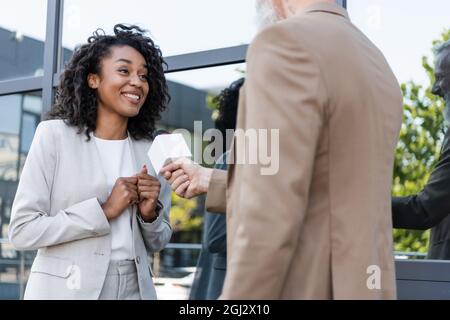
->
xmin=300 ymin=1 xmax=349 ymax=20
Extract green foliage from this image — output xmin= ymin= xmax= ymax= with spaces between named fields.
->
xmin=393 ymin=29 xmax=450 ymax=253
xmin=206 ymin=66 xmax=246 ymax=121
xmin=169 ymin=193 xmax=202 ymax=232
xmin=206 ymin=94 xmax=220 ymax=123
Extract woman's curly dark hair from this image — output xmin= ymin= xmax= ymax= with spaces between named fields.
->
xmin=214 ymin=77 xmax=244 ymax=135
xmin=47 ymin=24 xmax=170 ymax=141
xmin=213 ymin=77 xmax=244 ymax=154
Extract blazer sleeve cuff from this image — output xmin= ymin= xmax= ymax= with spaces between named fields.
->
xmin=137 ymin=201 xmax=165 ymax=232
xmin=65 ymin=198 xmax=111 ymax=236
xmin=205 ymin=169 xmax=227 ymax=213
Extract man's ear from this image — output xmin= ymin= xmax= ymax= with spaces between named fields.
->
xmin=87 ymin=73 xmax=100 ymax=89
xmin=272 ymin=0 xmax=283 ymax=18
xmin=272 ymin=0 xmax=296 ymax=19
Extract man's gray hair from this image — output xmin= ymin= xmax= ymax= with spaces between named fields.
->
xmin=436 ymin=40 xmax=450 ymax=56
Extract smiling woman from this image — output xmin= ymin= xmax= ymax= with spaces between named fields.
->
xmin=87 ymin=46 xmax=151 ymax=139
xmin=48 ymin=24 xmax=170 ymax=141
xmin=8 ymin=24 xmax=173 ymax=300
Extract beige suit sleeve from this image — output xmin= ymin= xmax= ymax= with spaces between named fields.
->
xmin=221 ymin=24 xmax=326 ymax=299
xmin=205 ymin=169 xmax=227 ymax=213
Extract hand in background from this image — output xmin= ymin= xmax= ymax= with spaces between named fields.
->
xmin=136 ymin=165 xmax=161 ymax=222
xmin=160 ymin=158 xmax=212 ymax=199
xmin=101 ymin=177 xmax=138 ymax=220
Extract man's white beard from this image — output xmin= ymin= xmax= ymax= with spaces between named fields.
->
xmin=255 ymin=0 xmax=280 ymax=31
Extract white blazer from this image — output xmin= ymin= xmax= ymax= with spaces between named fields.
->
xmin=8 ymin=120 xmax=172 ymax=299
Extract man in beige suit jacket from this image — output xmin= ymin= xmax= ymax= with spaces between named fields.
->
xmin=162 ymin=0 xmax=403 ymax=299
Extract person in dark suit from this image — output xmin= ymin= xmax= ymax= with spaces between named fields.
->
xmin=188 ymin=78 xmax=244 ymax=300
xmin=393 ymin=40 xmax=450 ymax=259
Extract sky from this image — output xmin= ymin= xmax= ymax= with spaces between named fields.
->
xmin=348 ymin=0 xmax=450 ymax=88
xmin=0 ymin=0 xmax=449 ymax=90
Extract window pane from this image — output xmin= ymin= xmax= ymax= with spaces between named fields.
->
xmin=0 ymin=95 xmax=21 ymax=182
xmin=0 ymin=92 xmax=42 ymax=182
xmin=162 ymin=63 xmax=246 ymax=132
xmin=0 ymin=92 xmax=41 ymax=299
xmin=348 ymin=0 xmax=450 ymax=260
xmin=158 ymin=63 xmax=245 ymax=171
xmin=156 ymin=65 xmax=244 ymax=299
xmin=62 ymin=0 xmax=257 ymax=65
xmin=0 ymin=0 xmax=47 ymax=81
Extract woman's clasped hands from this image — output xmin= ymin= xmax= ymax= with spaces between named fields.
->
xmin=101 ymin=165 xmax=161 ymax=222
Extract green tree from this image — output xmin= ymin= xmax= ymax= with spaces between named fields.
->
xmin=393 ymin=29 xmax=450 ymax=253
xmin=169 ymin=193 xmax=202 ymax=232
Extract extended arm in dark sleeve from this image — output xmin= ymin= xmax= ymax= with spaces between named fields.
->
xmin=393 ymin=139 xmax=450 ymax=230
xmin=205 ymin=212 xmax=227 ymax=254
